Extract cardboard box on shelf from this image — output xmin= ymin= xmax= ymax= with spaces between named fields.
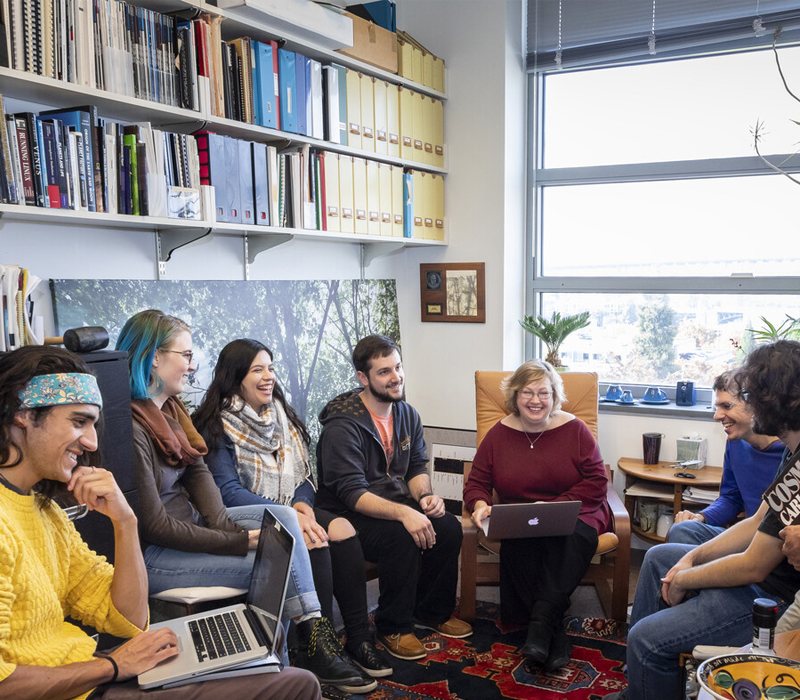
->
xmin=336 ymin=11 xmax=397 ymax=73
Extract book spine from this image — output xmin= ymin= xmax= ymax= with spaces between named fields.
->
xmin=25 ymin=115 xmax=45 ymax=207
xmin=40 ymin=120 xmax=61 ymax=207
xmin=14 ymin=116 xmax=35 ymax=204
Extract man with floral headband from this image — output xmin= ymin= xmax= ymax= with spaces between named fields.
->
xmin=0 ymin=345 xmax=320 ymax=700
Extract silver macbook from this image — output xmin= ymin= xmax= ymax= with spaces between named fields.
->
xmin=139 ymin=509 xmax=294 ymax=689
xmin=482 ymin=501 xmax=581 ymax=540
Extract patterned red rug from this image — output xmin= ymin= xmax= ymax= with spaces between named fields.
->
xmin=325 ymin=601 xmax=629 ymax=699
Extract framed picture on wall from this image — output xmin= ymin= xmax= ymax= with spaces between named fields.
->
xmin=420 ymin=263 xmax=485 ymax=323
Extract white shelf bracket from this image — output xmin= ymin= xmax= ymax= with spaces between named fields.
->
xmin=246 ymin=233 xmax=294 ymax=265
xmin=156 ymin=228 xmax=212 ymax=278
xmin=361 ymin=241 xmax=405 ymax=273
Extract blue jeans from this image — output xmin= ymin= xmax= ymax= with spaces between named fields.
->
xmin=145 ymin=504 xmax=320 ymax=621
xmin=626 ymin=543 xmax=788 ymax=700
xmin=666 ymin=521 xmax=725 ymax=546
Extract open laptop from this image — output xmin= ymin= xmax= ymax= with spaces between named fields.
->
xmin=139 ymin=509 xmax=294 ymax=689
xmin=482 ymin=501 xmax=581 ymax=540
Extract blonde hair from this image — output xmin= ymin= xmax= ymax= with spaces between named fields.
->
xmin=502 ymin=359 xmax=565 ymax=415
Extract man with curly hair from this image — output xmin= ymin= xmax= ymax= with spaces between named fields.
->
xmin=607 ymin=340 xmax=800 ymax=700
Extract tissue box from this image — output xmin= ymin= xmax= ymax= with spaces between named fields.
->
xmin=676 ymin=436 xmax=707 ymax=468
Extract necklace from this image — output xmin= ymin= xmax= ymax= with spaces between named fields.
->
xmin=522 ymin=429 xmax=545 ymax=449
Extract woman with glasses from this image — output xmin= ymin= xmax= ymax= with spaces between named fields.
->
xmin=192 ymin=339 xmax=391 ymax=679
xmin=115 ymin=310 xmax=375 ymax=694
xmin=463 ymin=359 xmax=611 ymax=672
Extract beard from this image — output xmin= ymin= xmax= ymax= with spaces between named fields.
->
xmin=368 ymin=376 xmax=405 ymax=403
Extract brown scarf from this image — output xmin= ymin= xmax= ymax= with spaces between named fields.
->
xmin=132 ymin=397 xmax=208 ymax=468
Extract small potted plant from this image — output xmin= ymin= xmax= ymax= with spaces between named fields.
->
xmin=519 ymin=311 xmax=591 ymax=369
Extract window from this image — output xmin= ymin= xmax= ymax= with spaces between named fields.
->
xmin=529 ymin=45 xmax=800 ymax=387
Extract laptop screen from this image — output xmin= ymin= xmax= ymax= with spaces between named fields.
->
xmin=247 ymin=510 xmax=295 ymax=650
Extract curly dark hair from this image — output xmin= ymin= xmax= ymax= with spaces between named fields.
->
xmin=352 ymin=335 xmax=401 ymax=375
xmin=193 ymin=339 xmax=310 ymax=451
xmin=0 ymin=346 xmax=101 ymax=505
xmin=734 ymin=340 xmax=800 ymax=438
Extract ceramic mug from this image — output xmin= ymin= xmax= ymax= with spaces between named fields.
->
xmin=605 ymin=385 xmax=623 ymax=401
xmin=657 ymin=513 xmax=675 ymax=538
xmin=620 ymin=390 xmax=635 ymax=404
xmin=643 ymin=432 xmax=665 ymax=464
xmin=644 ymin=386 xmax=667 ymax=402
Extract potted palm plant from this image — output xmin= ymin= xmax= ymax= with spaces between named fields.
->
xmin=519 ymin=311 xmax=591 ymax=369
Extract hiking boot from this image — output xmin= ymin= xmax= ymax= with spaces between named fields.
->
xmin=415 ymin=616 xmax=473 ymax=639
xmin=377 ymin=632 xmax=427 ymax=660
xmin=293 ymin=617 xmax=376 ymax=693
xmin=346 ymin=639 xmax=393 ymax=677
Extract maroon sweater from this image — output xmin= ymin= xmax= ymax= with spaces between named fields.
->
xmin=463 ymin=418 xmax=612 ymax=534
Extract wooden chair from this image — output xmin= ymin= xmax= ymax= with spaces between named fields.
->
xmin=460 ymin=370 xmax=631 ymax=622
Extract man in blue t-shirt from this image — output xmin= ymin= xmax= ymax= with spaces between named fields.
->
xmin=668 ymin=371 xmax=784 ymax=545
xmin=606 ymin=341 xmax=800 ymax=700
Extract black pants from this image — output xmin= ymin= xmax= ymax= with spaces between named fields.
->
xmin=344 ymin=499 xmax=462 ymax=635
xmin=499 ymin=519 xmax=598 ymax=624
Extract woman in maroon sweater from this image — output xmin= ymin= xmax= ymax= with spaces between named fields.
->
xmin=463 ymin=360 xmax=611 ymax=672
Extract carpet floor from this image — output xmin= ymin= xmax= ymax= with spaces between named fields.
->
xmin=324 ymin=601 xmax=629 ymax=700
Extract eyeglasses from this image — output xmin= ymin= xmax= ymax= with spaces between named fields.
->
xmin=519 ymin=390 xmax=553 ymax=401
xmin=163 ymin=350 xmax=194 ymax=363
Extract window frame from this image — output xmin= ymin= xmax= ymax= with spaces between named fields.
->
xmin=526 ymin=52 xmax=800 ymax=392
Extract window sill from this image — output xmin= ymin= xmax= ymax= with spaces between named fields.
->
xmin=598 ymin=399 xmax=716 ymax=420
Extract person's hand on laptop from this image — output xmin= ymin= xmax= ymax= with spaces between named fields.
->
xmin=471 ymin=500 xmax=492 ymax=529
xmin=109 ymin=628 xmax=180 ymax=681
xmin=248 ymin=529 xmax=261 ymax=550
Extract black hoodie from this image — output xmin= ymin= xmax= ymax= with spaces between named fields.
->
xmin=315 ymin=389 xmax=428 ymax=515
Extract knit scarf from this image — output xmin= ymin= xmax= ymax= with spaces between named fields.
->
xmin=221 ymin=396 xmax=311 ymax=505
xmin=132 ymin=397 xmax=208 ymax=468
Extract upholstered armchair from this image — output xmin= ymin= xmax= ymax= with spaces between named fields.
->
xmin=460 ymin=371 xmax=631 ymax=622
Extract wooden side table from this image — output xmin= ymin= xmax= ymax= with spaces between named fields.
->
xmin=617 ymin=457 xmax=723 ymax=543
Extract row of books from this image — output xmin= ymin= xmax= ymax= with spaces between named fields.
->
xmin=0 ymin=264 xmax=41 ymax=352
xmin=174 ymin=23 xmax=444 ymax=166
xmin=196 ymin=132 xmax=444 ymax=238
xmin=397 ymin=31 xmax=446 ymax=93
xmin=1 ymin=0 xmax=184 ymax=108
xmin=0 ymin=98 xmax=201 ymax=219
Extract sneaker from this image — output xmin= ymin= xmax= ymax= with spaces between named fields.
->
xmin=415 ymin=616 xmax=473 ymax=639
xmin=377 ymin=632 xmax=427 ymax=660
xmin=294 ymin=617 xmax=377 ymax=693
xmin=346 ymin=639 xmax=393 ymax=677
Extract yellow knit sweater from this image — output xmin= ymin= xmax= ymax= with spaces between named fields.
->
xmin=0 ymin=483 xmax=144 ymax=699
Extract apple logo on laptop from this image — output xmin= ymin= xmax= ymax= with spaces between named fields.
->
xmin=528 ymin=517 xmax=539 ymax=526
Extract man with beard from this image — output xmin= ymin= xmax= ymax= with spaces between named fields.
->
xmin=315 ymin=335 xmax=471 ymax=661
xmin=606 ymin=340 xmax=800 ymax=700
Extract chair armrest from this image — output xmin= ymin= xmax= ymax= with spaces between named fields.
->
xmin=605 ymin=476 xmax=631 ymax=539
xmin=462 ymin=505 xmax=477 ymax=536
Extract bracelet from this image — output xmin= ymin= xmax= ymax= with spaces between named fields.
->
xmin=101 ymin=655 xmax=119 ymax=684
xmin=418 ymin=492 xmax=434 ymax=502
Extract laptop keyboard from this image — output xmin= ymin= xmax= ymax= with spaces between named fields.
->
xmin=188 ymin=611 xmax=252 ymax=662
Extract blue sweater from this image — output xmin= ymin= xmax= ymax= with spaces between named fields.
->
xmin=700 ymin=439 xmax=785 ymax=526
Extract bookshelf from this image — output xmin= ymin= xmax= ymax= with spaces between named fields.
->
xmin=0 ymin=0 xmax=448 ymax=268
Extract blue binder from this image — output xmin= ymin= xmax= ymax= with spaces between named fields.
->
xmin=238 ymin=138 xmax=254 ymax=226
xmin=223 ymin=136 xmax=241 ymax=223
xmin=403 ymin=171 xmax=413 ymax=238
xmin=295 ymin=51 xmax=307 ymax=136
xmin=251 ymin=141 xmax=269 ymax=225
xmin=253 ymin=41 xmax=278 ymax=129
xmin=278 ymin=49 xmax=297 ymax=134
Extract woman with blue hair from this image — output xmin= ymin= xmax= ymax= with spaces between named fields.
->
xmin=116 ymin=309 xmax=374 ymax=694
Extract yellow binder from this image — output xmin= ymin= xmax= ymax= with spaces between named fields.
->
xmin=387 ymin=84 xmax=400 ymax=159
xmin=378 ymin=162 xmax=392 ymax=237
xmin=411 ymin=45 xmax=423 ymax=84
xmin=432 ymin=98 xmax=444 ymax=168
xmin=366 ymin=159 xmax=380 ymax=236
xmin=432 ymin=56 xmax=445 ymax=93
xmin=353 ymin=156 xmax=368 ymax=234
xmin=373 ymin=79 xmax=388 ymax=156
xmin=423 ymin=51 xmax=434 ymax=89
xmin=360 ymin=73 xmax=375 ymax=153
xmin=422 ymin=95 xmax=434 ymax=166
xmin=412 ymin=90 xmax=424 ymax=162
xmin=338 ymin=154 xmax=355 ymax=233
xmin=323 ymin=151 xmax=340 ymax=233
xmin=345 ymin=69 xmax=361 ymax=151
xmin=391 ymin=164 xmax=404 ymax=238
xmin=398 ymin=39 xmax=413 ymax=80
xmin=431 ymin=173 xmax=444 ymax=241
xmin=399 ymin=87 xmax=414 ymax=162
